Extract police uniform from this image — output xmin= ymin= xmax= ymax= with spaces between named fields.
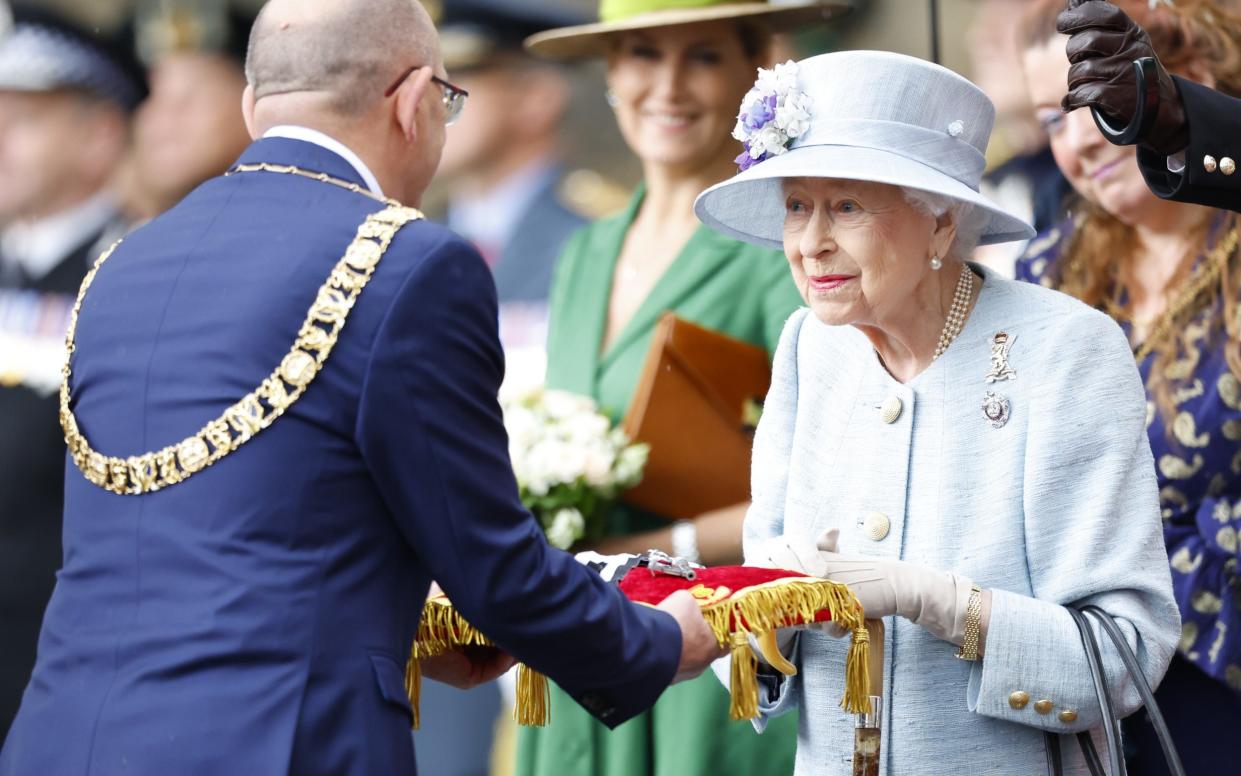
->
xmin=1138 ymin=76 xmax=1241 ymax=212
xmin=0 ymin=6 xmax=144 ymax=739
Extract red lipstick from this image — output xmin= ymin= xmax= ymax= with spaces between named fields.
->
xmin=808 ymin=274 xmax=854 ymax=293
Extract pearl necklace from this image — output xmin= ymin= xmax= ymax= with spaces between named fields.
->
xmin=933 ymin=263 xmax=975 ymax=361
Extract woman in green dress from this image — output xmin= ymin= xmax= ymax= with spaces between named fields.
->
xmin=517 ymin=2 xmax=847 ymax=774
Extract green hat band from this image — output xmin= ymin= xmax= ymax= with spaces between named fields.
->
xmin=600 ymin=0 xmax=755 ymax=23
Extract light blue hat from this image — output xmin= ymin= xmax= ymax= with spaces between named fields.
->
xmin=694 ymin=50 xmax=1036 ymax=248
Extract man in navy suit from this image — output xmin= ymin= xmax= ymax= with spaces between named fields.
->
xmin=0 ymin=1 xmax=721 ymax=774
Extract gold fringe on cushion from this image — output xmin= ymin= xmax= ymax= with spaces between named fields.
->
xmin=414 ymin=598 xmax=493 ymax=656
xmin=407 ymin=577 xmax=867 ymax=726
xmin=514 ymin=666 xmax=550 ymax=726
xmin=699 ymin=578 xmax=868 ymax=719
xmin=405 ymin=652 xmax=422 ymax=729
xmin=729 ymin=631 xmax=759 ymax=721
xmin=406 ymin=598 xmax=550 ymax=728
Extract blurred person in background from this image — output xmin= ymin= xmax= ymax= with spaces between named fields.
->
xmin=434 ymin=0 xmax=595 ymax=370
xmin=0 ymin=3 xmax=144 ymax=739
xmin=1017 ymin=1 xmax=1241 ymax=773
xmin=120 ymin=0 xmax=252 ymax=224
xmin=515 ymin=2 xmax=847 ymax=775
xmin=969 ymin=0 xmax=1071 ymax=276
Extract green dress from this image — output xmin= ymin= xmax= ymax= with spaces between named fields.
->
xmin=515 ymin=189 xmax=803 ymax=776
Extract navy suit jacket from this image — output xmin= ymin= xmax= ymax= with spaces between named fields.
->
xmin=0 ymin=138 xmax=680 ymax=776
xmin=1138 ymin=77 xmax=1241 ymax=212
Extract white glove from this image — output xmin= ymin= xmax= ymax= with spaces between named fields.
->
xmin=749 ymin=534 xmax=832 ymax=578
xmin=811 ymin=529 xmax=975 ymax=646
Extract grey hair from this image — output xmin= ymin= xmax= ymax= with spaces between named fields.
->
xmin=900 ymin=188 xmax=986 ymax=261
xmin=245 ymin=0 xmax=437 ymax=114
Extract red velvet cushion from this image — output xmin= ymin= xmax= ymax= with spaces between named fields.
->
xmin=617 ymin=565 xmax=841 ymax=630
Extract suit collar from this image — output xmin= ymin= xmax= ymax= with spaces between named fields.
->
xmin=234 ymin=135 xmax=378 ymax=195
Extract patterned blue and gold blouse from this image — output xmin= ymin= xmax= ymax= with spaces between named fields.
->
xmin=1017 ymin=225 xmax=1241 ymax=699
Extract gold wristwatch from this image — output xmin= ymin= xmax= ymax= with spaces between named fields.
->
xmin=956 ymin=586 xmax=984 ymax=661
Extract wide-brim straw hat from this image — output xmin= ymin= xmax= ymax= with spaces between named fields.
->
xmin=525 ymin=0 xmax=850 ymax=60
xmin=695 ymin=50 xmax=1036 ymax=248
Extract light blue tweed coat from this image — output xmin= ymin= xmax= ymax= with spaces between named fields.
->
xmin=742 ymin=267 xmax=1180 ymax=776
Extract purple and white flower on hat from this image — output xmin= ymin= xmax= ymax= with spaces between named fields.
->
xmin=732 ymin=61 xmax=812 ymax=172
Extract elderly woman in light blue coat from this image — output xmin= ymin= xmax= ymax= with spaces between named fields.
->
xmin=694 ymin=51 xmax=1180 ymax=776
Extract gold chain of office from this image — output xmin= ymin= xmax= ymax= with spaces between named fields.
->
xmin=59 ymin=166 xmax=424 ymax=496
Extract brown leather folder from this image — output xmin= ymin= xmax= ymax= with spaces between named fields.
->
xmin=621 ymin=313 xmax=772 ymax=520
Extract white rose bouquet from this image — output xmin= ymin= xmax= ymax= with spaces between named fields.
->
xmin=502 ymin=387 xmax=650 ymax=550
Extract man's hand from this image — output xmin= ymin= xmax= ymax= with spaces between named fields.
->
xmin=420 ymin=645 xmax=517 ymax=690
xmin=656 ymin=590 xmax=727 ymax=683
xmin=1057 ymin=0 xmax=1188 ymax=154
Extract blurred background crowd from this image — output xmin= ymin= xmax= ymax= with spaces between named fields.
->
xmin=1 ymin=1 xmax=1239 ymax=775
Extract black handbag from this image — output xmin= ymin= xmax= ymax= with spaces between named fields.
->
xmin=1045 ymin=605 xmax=1186 ymax=776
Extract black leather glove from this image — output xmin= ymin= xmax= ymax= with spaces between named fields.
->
xmin=1057 ymin=0 xmax=1189 ymax=155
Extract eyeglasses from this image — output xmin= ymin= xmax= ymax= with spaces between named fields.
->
xmin=383 ymin=66 xmax=469 ymax=125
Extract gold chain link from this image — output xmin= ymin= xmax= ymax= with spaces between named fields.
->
xmin=60 ymin=166 xmax=424 ymax=495
xmin=224 ymin=163 xmax=404 ymax=208
xmin=1133 ymin=228 xmax=1238 ymax=363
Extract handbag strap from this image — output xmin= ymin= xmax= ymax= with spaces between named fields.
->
xmin=1068 ymin=606 xmax=1127 ymax=775
xmin=1045 ymin=730 xmax=1107 ymax=776
xmin=1046 ymin=731 xmax=1064 ymax=776
xmin=1077 ymin=731 xmax=1108 ymax=776
xmin=1080 ymin=605 xmax=1187 ymax=776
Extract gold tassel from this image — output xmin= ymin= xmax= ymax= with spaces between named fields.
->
xmin=415 ymin=600 xmax=493 ymax=657
xmin=405 ymin=652 xmax=422 ymax=730
xmin=514 ymin=666 xmax=550 ymax=726
xmin=841 ymin=625 xmax=871 ymax=715
xmin=409 ymin=578 xmax=868 ymax=726
xmin=729 ymin=630 xmax=760 ymax=721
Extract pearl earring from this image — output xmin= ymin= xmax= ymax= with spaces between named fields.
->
xmin=930 ymin=254 xmax=943 ymax=271
xmin=606 ymin=90 xmax=619 ymax=109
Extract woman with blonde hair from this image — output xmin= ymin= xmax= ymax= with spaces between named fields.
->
xmin=517 ymin=2 xmax=845 ymax=774
xmin=1018 ymin=1 xmax=1241 ymax=772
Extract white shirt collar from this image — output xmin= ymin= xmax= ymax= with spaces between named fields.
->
xmin=263 ymin=125 xmax=385 ymax=198
xmin=0 ymin=192 xmax=117 ymax=281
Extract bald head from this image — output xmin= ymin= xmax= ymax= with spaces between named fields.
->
xmin=246 ymin=0 xmax=437 ymax=114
